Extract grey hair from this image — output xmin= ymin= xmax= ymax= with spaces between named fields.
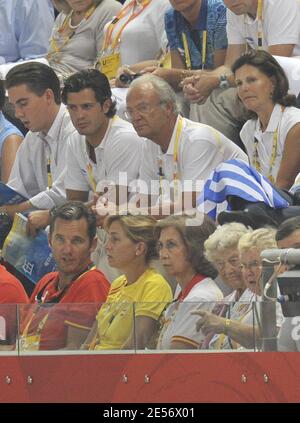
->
xmin=204 ymin=222 xmax=250 ymax=263
xmin=128 ymin=74 xmax=180 ymax=114
xmin=238 ymin=227 xmax=277 ymax=254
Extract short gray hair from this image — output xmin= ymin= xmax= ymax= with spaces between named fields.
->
xmin=204 ymin=222 xmax=250 ymax=263
xmin=128 ymin=74 xmax=180 ymax=114
xmin=238 ymin=227 xmax=277 ymax=254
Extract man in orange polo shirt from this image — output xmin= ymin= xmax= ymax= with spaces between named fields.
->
xmin=19 ymin=201 xmax=110 ymax=351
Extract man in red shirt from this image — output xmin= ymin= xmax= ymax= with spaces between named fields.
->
xmin=0 ymin=264 xmax=28 ymax=345
xmin=19 ymin=201 xmax=110 ymax=351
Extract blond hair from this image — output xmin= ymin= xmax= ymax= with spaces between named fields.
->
xmin=104 ymin=214 xmax=158 ymax=263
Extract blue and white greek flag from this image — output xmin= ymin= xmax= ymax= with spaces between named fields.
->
xmin=197 ymin=159 xmax=289 ymax=221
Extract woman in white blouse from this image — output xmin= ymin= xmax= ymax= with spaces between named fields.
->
xmin=232 ymin=50 xmax=300 ymax=190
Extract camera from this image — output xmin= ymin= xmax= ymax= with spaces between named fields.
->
xmin=118 ymin=72 xmax=140 ymax=85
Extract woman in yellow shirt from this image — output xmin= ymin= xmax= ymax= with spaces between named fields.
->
xmin=82 ymin=214 xmax=172 ymax=350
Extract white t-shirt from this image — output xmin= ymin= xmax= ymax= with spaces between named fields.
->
xmin=209 ymin=288 xmax=284 ymax=350
xmin=8 ymin=104 xmax=76 ymax=209
xmin=138 ymin=116 xmax=248 ymax=199
xmin=157 ymin=276 xmax=223 ymax=350
xmin=101 ymin=0 xmax=170 ymax=65
xmin=226 ymin=0 xmax=300 ymax=56
xmin=240 ymin=104 xmax=300 ymax=181
xmin=274 ymin=56 xmax=300 ymax=97
xmin=209 ymin=288 xmax=257 ymax=350
xmin=65 ymin=116 xmax=142 ymax=193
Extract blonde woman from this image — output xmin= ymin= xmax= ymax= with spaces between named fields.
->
xmin=83 ymin=215 xmax=172 ymax=350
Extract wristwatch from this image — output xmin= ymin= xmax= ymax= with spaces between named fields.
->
xmin=219 ymin=74 xmax=230 ymax=89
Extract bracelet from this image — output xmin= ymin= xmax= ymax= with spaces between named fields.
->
xmin=223 ymin=318 xmax=231 ymax=334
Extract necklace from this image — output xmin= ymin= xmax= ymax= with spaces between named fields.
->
xmin=68 ymin=11 xmax=85 ymax=29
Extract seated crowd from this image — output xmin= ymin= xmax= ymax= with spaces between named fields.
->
xmin=0 ymin=0 xmax=300 ymax=352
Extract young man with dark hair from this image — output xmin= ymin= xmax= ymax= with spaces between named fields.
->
xmin=61 ymin=68 xmax=141 ymax=204
xmin=0 ymin=62 xmax=76 ymax=220
xmin=61 ymin=69 xmax=142 ymax=281
xmin=19 ymin=201 xmax=110 ymax=351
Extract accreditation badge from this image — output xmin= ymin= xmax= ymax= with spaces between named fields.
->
xmin=161 ymin=51 xmax=172 ymax=69
xmin=100 ymin=52 xmax=121 ymax=80
xmin=19 ymin=334 xmax=40 ymax=351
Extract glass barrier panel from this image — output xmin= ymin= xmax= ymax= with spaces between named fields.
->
xmin=0 ymin=303 xmax=19 ymax=355
xmin=17 ymin=302 xmax=104 ymax=355
xmin=13 ymin=297 xmax=292 ymax=354
xmin=138 ymin=300 xmax=260 ymax=353
xmin=89 ymin=301 xmax=134 ymax=351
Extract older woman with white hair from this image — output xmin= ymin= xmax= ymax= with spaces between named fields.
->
xmin=194 ymin=227 xmax=282 ymax=350
xmin=48 ymin=0 xmax=121 ymax=82
xmin=204 ymin=222 xmax=250 ymax=300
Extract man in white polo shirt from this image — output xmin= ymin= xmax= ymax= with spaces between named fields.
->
xmin=183 ymin=0 xmax=300 ymax=145
xmin=61 ymin=69 xmax=142 ymax=280
xmin=61 ymin=69 xmax=141 ymax=206
xmin=1 ymin=62 xmax=75 ymax=219
xmin=125 ymin=74 xmax=248 ymax=216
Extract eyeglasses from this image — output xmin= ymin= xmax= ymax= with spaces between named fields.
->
xmin=239 ymin=260 xmax=261 ymax=271
xmin=125 ymin=101 xmax=164 ymax=120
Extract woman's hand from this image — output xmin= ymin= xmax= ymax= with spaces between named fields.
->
xmin=191 ymin=309 xmax=226 ymax=335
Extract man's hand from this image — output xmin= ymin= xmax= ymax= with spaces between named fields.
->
xmin=182 ymin=72 xmax=219 ymax=104
xmin=114 ymin=66 xmax=137 ymax=88
xmin=139 ymin=65 xmax=159 ymax=75
xmin=26 ymin=210 xmax=51 ymax=237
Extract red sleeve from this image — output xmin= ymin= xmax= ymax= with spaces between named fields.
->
xmin=63 ymin=270 xmax=110 ymax=330
xmin=0 ymin=283 xmax=28 ymax=304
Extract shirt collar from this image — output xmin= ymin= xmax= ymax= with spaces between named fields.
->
xmin=255 ymin=104 xmax=282 ymax=136
xmin=164 ymin=115 xmax=185 ymax=156
xmin=89 ymin=116 xmax=115 ymax=152
xmin=244 ymin=11 xmax=258 ymax=25
xmin=38 ymin=104 xmax=66 ymax=145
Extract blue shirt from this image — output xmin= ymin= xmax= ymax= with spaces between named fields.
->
xmin=0 ymin=0 xmax=54 ymax=64
xmin=0 ymin=112 xmax=23 ymax=155
xmin=164 ymin=0 xmax=227 ymax=70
